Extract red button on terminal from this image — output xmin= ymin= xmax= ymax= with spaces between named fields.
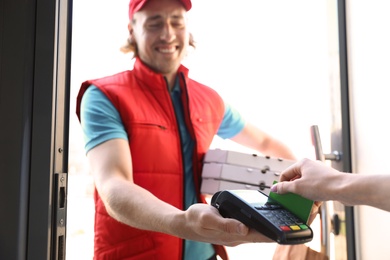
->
xmin=280 ymin=226 xmax=291 ymax=231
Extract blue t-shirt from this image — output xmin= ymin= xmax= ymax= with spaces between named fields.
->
xmin=80 ymin=83 xmax=245 ymax=260
xmin=80 ymin=86 xmax=245 ymax=152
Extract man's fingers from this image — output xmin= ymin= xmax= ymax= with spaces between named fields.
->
xmin=215 ymin=218 xmax=249 ymax=236
xmin=198 ymin=207 xmax=249 ymax=236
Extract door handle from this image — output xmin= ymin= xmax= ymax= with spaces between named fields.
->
xmin=310 ymin=125 xmax=342 ymax=257
xmin=311 ymin=125 xmax=342 ymax=162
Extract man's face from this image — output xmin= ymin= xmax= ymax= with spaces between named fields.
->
xmin=130 ymin=0 xmax=190 ymax=76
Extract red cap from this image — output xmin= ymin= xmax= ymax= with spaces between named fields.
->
xmin=128 ymin=0 xmax=192 ymax=20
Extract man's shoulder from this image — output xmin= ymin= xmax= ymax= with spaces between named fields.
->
xmin=186 ymin=77 xmax=219 ymax=96
xmin=92 ymin=70 xmax=134 ymax=86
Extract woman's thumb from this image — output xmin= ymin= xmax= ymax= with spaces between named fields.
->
xmin=271 ymin=182 xmax=289 ymax=194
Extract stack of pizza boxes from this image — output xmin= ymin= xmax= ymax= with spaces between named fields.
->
xmin=201 ymin=149 xmax=295 ymax=196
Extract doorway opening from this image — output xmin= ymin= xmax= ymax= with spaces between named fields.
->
xmin=67 ymin=1 xmax=339 ymax=259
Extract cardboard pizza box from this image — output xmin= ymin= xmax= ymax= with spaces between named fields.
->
xmin=203 ymin=149 xmax=295 ymax=172
xmin=201 ymin=178 xmax=260 ymax=195
xmin=201 ymin=149 xmax=295 ymax=196
xmin=201 ymin=162 xmax=281 ymax=196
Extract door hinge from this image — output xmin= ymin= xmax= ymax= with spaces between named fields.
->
xmin=52 ymin=172 xmax=67 ymax=260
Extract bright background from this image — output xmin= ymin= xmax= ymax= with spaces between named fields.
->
xmin=67 ymin=0 xmax=335 ymax=259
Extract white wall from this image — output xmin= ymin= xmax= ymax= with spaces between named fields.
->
xmin=346 ymin=1 xmax=390 ymax=259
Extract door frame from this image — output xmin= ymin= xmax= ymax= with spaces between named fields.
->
xmin=0 ymin=0 xmax=72 ymax=259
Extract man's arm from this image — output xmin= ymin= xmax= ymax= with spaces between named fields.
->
xmin=230 ymin=122 xmax=296 ymax=160
xmin=87 ymin=138 xmax=273 ymax=245
xmin=272 ymin=158 xmax=390 ymax=212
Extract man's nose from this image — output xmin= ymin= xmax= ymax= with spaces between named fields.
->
xmin=160 ymin=24 xmax=176 ymax=42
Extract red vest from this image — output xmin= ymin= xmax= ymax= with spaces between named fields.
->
xmin=76 ymin=59 xmax=228 ymax=259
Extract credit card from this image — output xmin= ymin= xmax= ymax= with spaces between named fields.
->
xmin=268 ymin=181 xmax=314 ymax=224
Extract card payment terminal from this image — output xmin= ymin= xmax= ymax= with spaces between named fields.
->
xmin=211 ymin=189 xmax=313 ymax=245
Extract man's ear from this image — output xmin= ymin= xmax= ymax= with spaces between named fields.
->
xmin=128 ymin=23 xmax=135 ymax=42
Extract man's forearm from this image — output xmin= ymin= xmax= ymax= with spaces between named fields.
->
xmin=100 ymin=176 xmax=182 ymax=235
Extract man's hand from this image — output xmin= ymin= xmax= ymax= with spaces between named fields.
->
xmin=173 ymin=203 xmax=273 ymax=246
